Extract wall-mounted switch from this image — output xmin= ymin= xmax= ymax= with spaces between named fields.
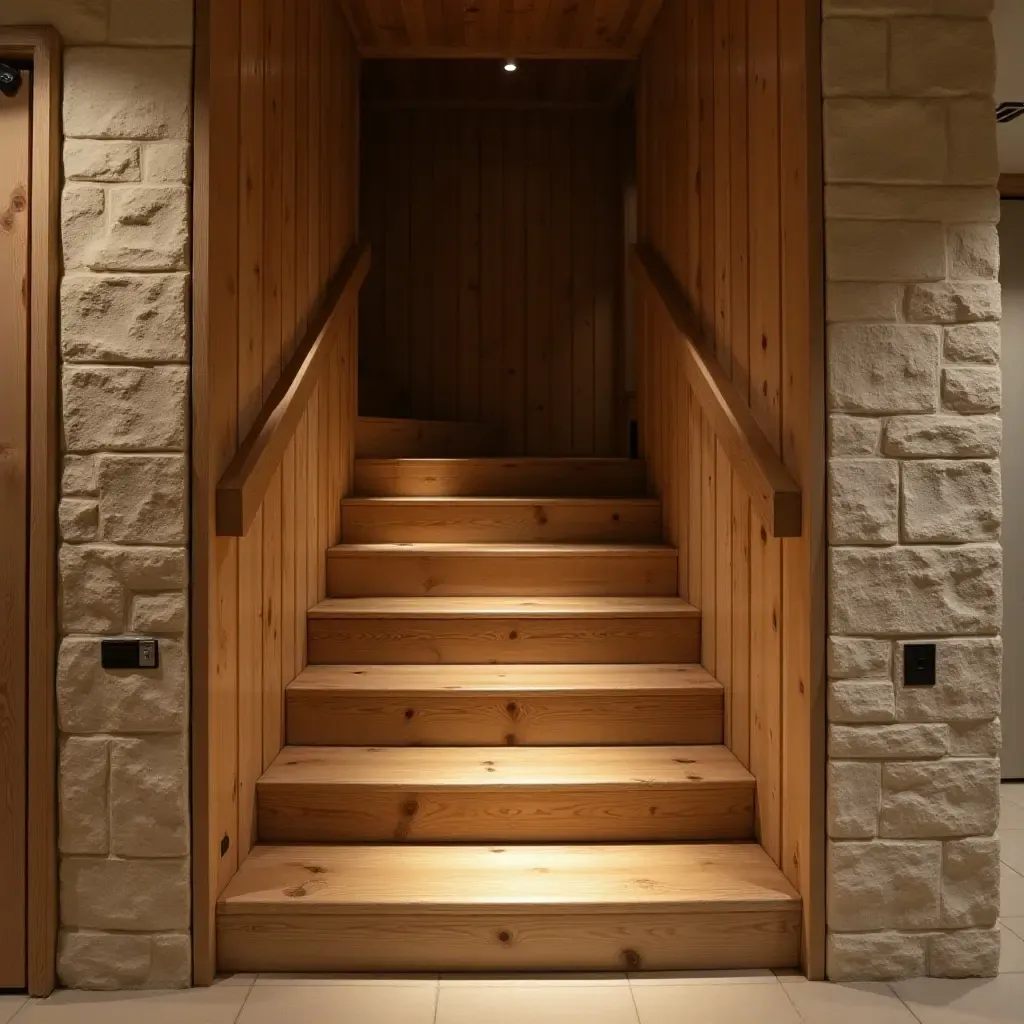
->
xmin=101 ymin=638 xmax=160 ymax=670
xmin=903 ymin=643 xmax=937 ymax=687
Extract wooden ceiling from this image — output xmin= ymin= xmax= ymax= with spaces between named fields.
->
xmin=338 ymin=1 xmax=665 ymax=59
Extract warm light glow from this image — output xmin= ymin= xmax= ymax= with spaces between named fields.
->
xmin=504 ymin=61 xmax=517 ymax=72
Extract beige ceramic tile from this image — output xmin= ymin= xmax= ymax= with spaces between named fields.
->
xmin=894 ymin=975 xmax=1024 ymax=1023
xmin=237 ymin=983 xmax=439 ymax=1024
xmin=629 ymin=969 xmax=777 ymax=986
xmin=436 ymin=983 xmax=640 ymax=1024
xmin=1001 ymin=830 xmax=1024 ymax=874
xmin=1002 ymin=864 xmax=1024 ymax=917
xmin=13 ymin=986 xmax=250 ymax=1024
xmin=442 ymin=973 xmax=628 ymax=987
xmin=1003 ymin=789 xmax=1024 ymax=830
xmin=0 ymin=996 xmax=27 ymax=1024
xmin=781 ymin=981 xmax=919 ymax=1023
xmin=631 ymin=980 xmax=801 ymax=1024
xmin=255 ymin=972 xmax=438 ymax=985
xmin=1004 ymin=917 xmax=1024 ymax=941
xmin=1000 ymin=923 xmax=1024 ymax=974
xmin=214 ymin=973 xmax=257 ymax=986
xmin=773 ymin=968 xmax=807 ymax=983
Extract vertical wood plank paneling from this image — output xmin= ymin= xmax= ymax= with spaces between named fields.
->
xmin=434 ymin=111 xmax=461 ymax=420
xmin=409 ymin=112 xmax=435 ymax=418
xmin=503 ymin=111 xmax=527 ymax=452
xmin=479 ymin=117 xmax=504 ymax=438
xmin=550 ymin=119 xmax=574 ymax=455
xmin=459 ymin=112 xmax=482 ymax=423
xmin=526 ymin=112 xmax=553 ymax=454
xmin=571 ymin=114 xmax=597 ymax=455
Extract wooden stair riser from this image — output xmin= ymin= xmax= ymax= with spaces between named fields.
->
xmin=286 ymin=688 xmax=724 ymax=747
xmin=307 ymin=614 xmax=701 ymax=665
xmin=326 ymin=546 xmax=678 ymax=598
xmin=341 ymin=498 xmax=665 ymax=544
xmin=354 ymin=458 xmax=648 ymax=498
xmin=356 ymin=417 xmax=501 ymax=458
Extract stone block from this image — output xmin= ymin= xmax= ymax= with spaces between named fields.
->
xmin=945 ymin=324 xmax=1000 ymax=364
xmin=828 ymin=325 xmax=940 ymax=414
xmin=80 ymin=186 xmax=190 ymax=273
xmin=63 ymin=456 xmax=99 ymax=497
xmin=824 ymin=99 xmax=947 ymax=183
xmin=827 ymin=220 xmax=946 ymax=282
xmin=64 ymin=48 xmax=192 ymax=140
xmin=901 ymin=459 xmax=1001 ymax=542
xmin=63 ymin=365 xmax=188 ymax=452
xmin=830 ymin=723 xmax=949 ymax=759
xmin=828 ymin=761 xmax=881 ymax=839
xmin=1 ymin=1 xmax=109 ymax=43
xmin=61 ymin=185 xmax=105 ymax=273
xmin=941 ymin=837 xmax=1000 ymax=927
xmin=827 ymin=931 xmax=928 ymax=983
xmin=948 ymin=99 xmax=1000 ymax=185
xmin=61 ymin=857 xmax=189 ymax=931
xmin=829 ymin=458 xmax=899 ymax=544
xmin=59 ymin=738 xmax=108 ymax=855
xmin=825 ymin=185 xmax=999 ymax=223
xmin=949 ymin=225 xmax=1000 ymax=280
xmin=64 ymin=141 xmax=141 ymax=183
xmin=883 ymin=415 xmax=1001 ymax=458
xmin=826 ymin=283 xmax=902 ymax=323
xmin=131 ymin=593 xmax=187 ymax=634
xmin=896 ymin=637 xmax=1001 ymax=723
xmin=829 ymin=681 xmax=897 ymax=724
xmin=828 ymin=840 xmax=941 ymax=930
xmin=150 ymin=934 xmax=191 ymax=988
xmin=111 ymin=735 xmax=189 ymax=857
xmin=115 ymin=545 xmax=189 ymax=591
xmin=880 ymin=758 xmax=1000 ymax=837
xmin=929 ymin=928 xmax=1000 ymax=978
xmin=57 ymin=932 xmax=151 ymax=990
xmin=942 ymin=367 xmax=1001 ymax=413
xmin=829 ymin=544 xmax=1001 ymax=635
xmin=57 ymin=636 xmax=187 ymax=735
xmin=59 ymin=545 xmax=124 ymax=634
xmin=62 ymin=273 xmax=189 ymax=363
xmin=905 ymin=283 xmax=1001 ymax=324
xmin=949 ymin=719 xmax=1001 ymax=756
xmin=59 ymin=499 xmax=99 ymax=543
xmin=143 ymin=142 xmax=191 ymax=184
xmin=823 ymin=18 xmax=888 ymax=95
xmin=889 ymin=18 xmax=995 ymax=96
xmin=830 ymin=416 xmax=882 ymax=456
xmin=109 ymin=0 xmax=194 ymax=45
xmin=97 ymin=455 xmax=188 ymax=544
xmin=828 ymin=637 xmax=892 ymax=680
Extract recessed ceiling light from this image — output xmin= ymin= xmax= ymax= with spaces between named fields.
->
xmin=504 ymin=61 xmax=517 ymax=72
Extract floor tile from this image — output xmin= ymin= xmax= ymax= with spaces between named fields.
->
xmin=1003 ymin=917 xmax=1024 ymax=941
xmin=781 ymin=981 xmax=920 ymax=1023
xmin=773 ymin=968 xmax=806 ymax=983
xmin=1001 ymin=800 xmax=1024 ymax=831
xmin=442 ymin=973 xmax=628 ymax=987
xmin=999 ymin=923 xmax=1024 ymax=974
xmin=0 ymin=996 xmax=26 ymax=1024
xmin=237 ymin=982 xmax=439 ymax=1024
xmin=13 ymin=986 xmax=251 ymax=1024
xmin=631 ymin=980 xmax=801 ymax=1024
xmin=1001 ymin=864 xmax=1024 ymax=917
xmin=628 ymin=969 xmax=777 ymax=986
xmin=214 ymin=973 xmax=256 ymax=986
xmin=255 ymin=972 xmax=438 ymax=985
xmin=436 ymin=983 xmax=640 ymax=1024
xmin=894 ymin=975 xmax=1024 ymax=1023
xmin=1001 ymin=830 xmax=1024 ymax=874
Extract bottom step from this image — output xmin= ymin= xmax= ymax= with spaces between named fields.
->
xmin=217 ymin=843 xmax=801 ymax=973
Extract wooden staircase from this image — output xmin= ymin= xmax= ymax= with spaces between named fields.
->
xmin=217 ymin=416 xmax=801 ymax=974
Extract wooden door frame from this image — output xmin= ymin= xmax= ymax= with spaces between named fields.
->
xmin=0 ymin=26 xmax=61 ymax=998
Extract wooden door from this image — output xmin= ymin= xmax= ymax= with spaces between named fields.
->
xmin=0 ymin=67 xmax=30 ymax=990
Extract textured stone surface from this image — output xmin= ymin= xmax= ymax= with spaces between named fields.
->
xmin=59 ymin=738 xmax=109 ymax=855
xmin=945 ymin=324 xmax=1000 ymax=364
xmin=829 ymin=458 xmax=899 ymax=544
xmin=825 ymin=185 xmax=999 ymax=224
xmin=64 ymin=49 xmax=192 ymax=140
xmin=883 ymin=414 xmax=1001 ymax=458
xmin=62 ymin=366 xmax=188 ymax=452
xmin=889 ymin=18 xmax=995 ymax=96
xmin=828 ymin=761 xmax=882 ymax=838
xmin=880 ymin=759 xmax=1000 ymax=837
xmin=111 ymin=736 xmax=189 ymax=857
xmin=59 ymin=499 xmax=100 ymax=543
xmin=895 ymin=637 xmax=1001 ymax=723
xmin=828 ymin=325 xmax=940 ymax=414
xmin=827 ymin=932 xmax=928 ymax=983
xmin=57 ymin=930 xmax=191 ymax=990
xmin=941 ymin=837 xmax=1000 ymax=927
xmin=829 ymin=841 xmax=941 ymax=930
xmin=65 ymin=141 xmax=141 ymax=183
xmin=905 ymin=282 xmax=1001 ymax=323
xmin=826 ymin=283 xmax=902 ymax=323
xmin=949 ymin=224 xmax=1000 ymax=279
xmin=97 ymin=455 xmax=188 ymax=544
xmin=829 ymin=680 xmax=897 ymax=724
xmin=830 ymin=416 xmax=882 ymax=456
xmin=828 ymin=637 xmax=892 ymax=679
xmin=942 ymin=367 xmax=1001 ymax=413
xmin=143 ymin=143 xmax=191 ymax=184
xmin=63 ymin=455 xmax=100 ymax=497
xmin=109 ymin=0 xmax=194 ymax=45
xmin=830 ymin=723 xmax=949 ymax=759
xmin=130 ymin=593 xmax=187 ymax=634
xmin=61 ymin=858 xmax=189 ymax=931
xmin=948 ymin=98 xmax=1000 ymax=185
xmin=901 ymin=460 xmax=1001 ymax=542
xmin=62 ymin=274 xmax=189 ymax=364
xmin=827 ymin=220 xmax=946 ymax=281
xmin=949 ymin=719 xmax=1001 ymax=756
xmin=929 ymin=929 xmax=1000 ymax=978
xmin=829 ymin=545 xmax=1001 ymax=635
xmin=823 ymin=18 xmax=888 ymax=95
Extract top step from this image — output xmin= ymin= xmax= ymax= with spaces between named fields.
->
xmin=355 ymin=417 xmax=501 ymax=458
xmin=354 ymin=458 xmax=649 ymax=498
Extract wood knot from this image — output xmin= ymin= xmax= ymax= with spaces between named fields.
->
xmin=402 ymin=799 xmax=420 ymax=817
xmin=497 ymin=930 xmax=513 ymax=944
xmin=508 ymin=629 xmax=519 ymax=641
xmin=622 ymin=949 xmax=642 ymax=970
xmin=506 ymin=701 xmax=518 ymax=716
xmin=404 ymin=708 xmax=416 ymax=720
xmin=760 ymin=526 xmax=768 ymax=544
xmin=505 ymin=733 xmax=517 ymax=746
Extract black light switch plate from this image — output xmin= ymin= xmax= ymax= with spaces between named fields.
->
xmin=904 ymin=643 xmax=936 ymax=686
xmin=101 ymin=638 xmax=159 ymax=670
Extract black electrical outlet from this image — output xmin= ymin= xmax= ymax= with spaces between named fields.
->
xmin=904 ymin=643 xmax=937 ymax=687
xmin=101 ymin=638 xmax=160 ymax=670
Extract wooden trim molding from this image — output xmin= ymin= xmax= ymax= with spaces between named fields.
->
xmin=1000 ymin=173 xmax=1024 ymax=198
xmin=215 ymin=241 xmax=370 ymax=537
xmin=0 ymin=25 xmax=61 ymax=998
xmin=631 ymin=242 xmax=804 ymax=539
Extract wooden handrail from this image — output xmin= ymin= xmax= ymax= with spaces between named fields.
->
xmin=631 ymin=242 xmax=802 ymax=539
xmin=216 ymin=241 xmax=371 ymax=537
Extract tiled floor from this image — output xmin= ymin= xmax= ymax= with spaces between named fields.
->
xmin=2 ymin=782 xmax=1023 ymax=1023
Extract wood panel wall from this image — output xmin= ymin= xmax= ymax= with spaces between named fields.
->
xmin=635 ymin=0 xmax=824 ymax=975
xmin=360 ymin=94 xmax=627 ymax=455
xmin=193 ymin=0 xmax=360 ymax=984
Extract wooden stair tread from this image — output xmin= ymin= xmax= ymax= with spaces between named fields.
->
xmin=328 ymin=542 xmax=676 ymax=555
xmin=309 ymin=597 xmax=700 ymax=619
xmin=219 ymin=842 xmax=800 ymax=913
xmin=289 ymin=663 xmax=722 ymax=694
xmin=343 ymin=497 xmax=662 ymax=507
xmin=261 ymin=744 xmax=751 ymax=788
